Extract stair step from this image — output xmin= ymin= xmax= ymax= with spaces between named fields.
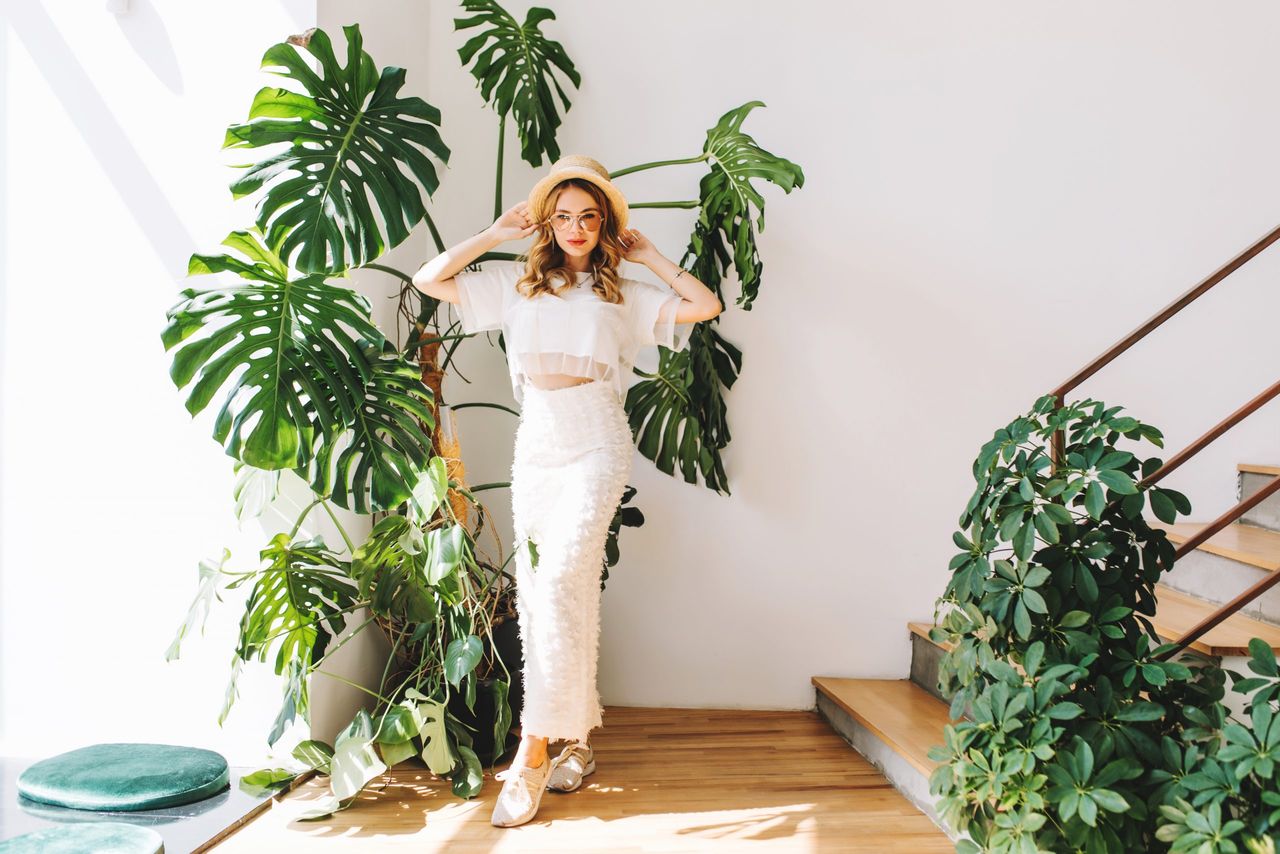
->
xmin=1239 ymin=463 xmax=1280 ymax=477
xmin=1158 ymin=521 xmax=1280 ymax=571
xmin=1150 ymin=585 xmax=1280 ymax=656
xmin=812 ymin=676 xmax=958 ymax=839
xmin=812 ymin=677 xmax=952 ymax=776
xmin=908 ymin=585 xmax=1280 ymax=660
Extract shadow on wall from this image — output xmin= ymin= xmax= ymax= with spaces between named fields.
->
xmin=0 ymin=2 xmax=194 ymax=270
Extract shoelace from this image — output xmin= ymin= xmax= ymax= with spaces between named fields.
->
xmin=553 ymin=741 xmax=592 ymax=769
xmin=495 ymin=760 xmax=547 ymax=783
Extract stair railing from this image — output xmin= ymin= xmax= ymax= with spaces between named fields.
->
xmin=1046 ymin=224 xmax=1280 ymax=659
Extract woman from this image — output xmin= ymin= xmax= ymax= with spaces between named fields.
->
xmin=412 ymin=155 xmax=722 ymax=827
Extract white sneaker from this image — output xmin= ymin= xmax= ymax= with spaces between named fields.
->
xmin=491 ymin=754 xmax=553 ymax=827
xmin=546 ymin=740 xmax=596 ymax=792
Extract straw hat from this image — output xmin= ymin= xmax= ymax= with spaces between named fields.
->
xmin=527 ymin=155 xmax=629 ymax=231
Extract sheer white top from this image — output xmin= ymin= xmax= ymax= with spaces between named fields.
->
xmin=453 ymin=260 xmax=695 ymax=406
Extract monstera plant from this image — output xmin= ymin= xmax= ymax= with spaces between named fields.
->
xmin=164 ymin=2 xmax=803 ymax=819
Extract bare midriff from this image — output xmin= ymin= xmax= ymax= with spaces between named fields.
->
xmin=525 ymin=373 xmax=596 ymax=391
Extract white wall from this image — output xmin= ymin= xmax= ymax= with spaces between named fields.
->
xmin=0 ymin=1 xmax=396 ymax=765
xmin=399 ymin=0 xmax=1280 ymax=710
xmin=4 ymin=1 xmax=1279 ymax=768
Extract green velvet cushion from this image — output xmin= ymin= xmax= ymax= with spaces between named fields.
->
xmin=16 ymin=742 xmax=229 ymax=811
xmin=0 ymin=821 xmax=164 ymax=853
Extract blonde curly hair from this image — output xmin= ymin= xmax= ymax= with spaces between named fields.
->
xmin=515 ymin=178 xmax=629 ymax=305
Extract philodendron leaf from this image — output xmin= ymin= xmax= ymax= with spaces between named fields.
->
xmin=166 ymin=547 xmax=231 ymax=661
xmin=622 ymin=101 xmax=800 ymax=494
xmin=165 ymin=227 xmax=437 ymax=512
xmin=450 ymin=745 xmax=484 ymax=798
xmin=297 ymin=342 xmax=437 ymax=513
xmin=238 ymin=767 xmax=298 ymax=796
xmin=292 ymin=740 xmax=335 ymax=774
xmin=408 ymin=455 xmax=451 ymax=526
xmin=407 ymin=691 xmax=455 ymax=775
xmin=224 ymin=24 xmax=450 ymax=274
xmin=232 ymin=461 xmax=281 ymax=522
xmin=626 ymin=323 xmax=742 ymax=494
xmin=692 ymin=100 xmax=805 ymax=312
xmin=445 ymin=635 xmax=484 ymax=687
xmin=164 ymin=227 xmax=380 ymax=470
xmin=454 ymin=0 xmax=580 ymax=167
xmin=227 ymin=534 xmax=358 ymax=729
xmin=330 ymin=709 xmax=388 ymax=801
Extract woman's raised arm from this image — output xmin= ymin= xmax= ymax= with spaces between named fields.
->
xmin=411 ymin=201 xmax=539 ymax=304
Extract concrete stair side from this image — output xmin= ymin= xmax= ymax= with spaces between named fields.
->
xmin=1239 ymin=464 xmax=1280 ymax=533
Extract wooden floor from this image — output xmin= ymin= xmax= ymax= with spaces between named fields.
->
xmin=212 ymin=706 xmax=953 ymax=853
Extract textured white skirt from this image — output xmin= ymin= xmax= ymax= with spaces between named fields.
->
xmin=509 ymin=378 xmax=634 ymax=743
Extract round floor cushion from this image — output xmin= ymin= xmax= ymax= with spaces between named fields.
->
xmin=16 ymin=742 xmax=229 ymax=811
xmin=0 ymin=821 xmax=164 ymax=853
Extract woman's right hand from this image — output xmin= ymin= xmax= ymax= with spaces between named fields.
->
xmin=487 ymin=201 xmax=540 ymax=244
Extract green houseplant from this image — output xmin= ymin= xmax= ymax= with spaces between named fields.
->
xmin=163 ymin=3 xmax=804 ymax=820
xmin=928 ymin=393 xmax=1280 ymax=853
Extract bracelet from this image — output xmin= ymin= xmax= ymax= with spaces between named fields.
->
xmin=672 ymin=268 xmax=688 ymax=285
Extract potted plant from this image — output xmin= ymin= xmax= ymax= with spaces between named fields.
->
xmin=164 ymin=4 xmax=802 ymax=819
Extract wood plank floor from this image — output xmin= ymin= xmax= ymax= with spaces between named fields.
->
xmin=212 ymin=706 xmax=953 ymax=853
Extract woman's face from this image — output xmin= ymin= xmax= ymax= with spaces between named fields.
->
xmin=547 ymin=185 xmax=605 ymax=259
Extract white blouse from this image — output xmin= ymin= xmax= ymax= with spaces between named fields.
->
xmin=453 ymin=260 xmax=695 ymax=406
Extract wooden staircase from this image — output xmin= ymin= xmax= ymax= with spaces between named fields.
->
xmin=812 ymin=461 xmax=1280 ymax=839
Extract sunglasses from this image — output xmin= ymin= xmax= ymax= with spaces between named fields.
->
xmin=543 ymin=212 xmax=604 ymax=232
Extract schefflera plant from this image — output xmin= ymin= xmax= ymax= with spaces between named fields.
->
xmin=926 ymin=393 xmax=1199 ymax=853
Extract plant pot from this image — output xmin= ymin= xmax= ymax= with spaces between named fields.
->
xmin=447 ymin=614 xmax=523 ymax=765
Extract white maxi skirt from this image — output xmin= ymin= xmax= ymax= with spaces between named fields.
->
xmin=509 ymin=378 xmax=634 ymax=744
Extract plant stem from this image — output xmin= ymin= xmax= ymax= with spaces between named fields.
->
xmin=467 ymin=481 xmax=512 ymax=493
xmin=309 ymin=614 xmax=376 ymax=673
xmin=363 ymin=262 xmax=411 ymax=283
xmin=320 ymin=500 xmax=356 ymax=554
xmin=312 ymin=669 xmax=390 ymax=704
xmin=421 ymin=209 xmax=447 ymax=256
xmin=447 ymin=401 xmax=520 ymax=417
xmin=495 ymin=115 xmax=505 ymax=221
xmin=628 ymin=201 xmax=701 ymax=210
xmin=610 ymin=155 xmax=707 ymax=178
xmin=290 ymin=497 xmax=325 ymax=540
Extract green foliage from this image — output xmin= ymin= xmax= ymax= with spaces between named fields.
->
xmin=691 ymin=100 xmax=805 ymax=313
xmin=625 ymin=101 xmax=802 ymax=494
xmin=626 ymin=324 xmax=742 ymax=495
xmin=930 ymin=393 xmax=1280 ymax=853
xmin=168 ymin=7 xmax=805 ymax=822
xmin=224 ymin=24 xmax=450 ymax=275
xmin=222 ymin=533 xmax=359 ymax=743
xmin=164 ymin=228 xmax=437 ymax=512
xmin=454 ymin=0 xmax=580 ymax=167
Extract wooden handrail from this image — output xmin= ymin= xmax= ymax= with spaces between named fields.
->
xmin=1138 ymin=379 xmax=1280 ymax=488
xmin=1051 ymin=224 xmax=1280 ymax=402
xmin=1044 ymin=224 xmax=1280 ymax=656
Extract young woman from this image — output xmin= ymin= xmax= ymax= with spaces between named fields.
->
xmin=412 ymin=155 xmax=722 ymax=827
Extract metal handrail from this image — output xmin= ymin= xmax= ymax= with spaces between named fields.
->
xmin=1043 ymin=225 xmax=1280 ymax=657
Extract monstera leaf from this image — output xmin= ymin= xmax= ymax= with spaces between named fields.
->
xmin=299 ymin=344 xmax=437 ymax=514
xmin=455 ymin=0 xmax=580 ymax=167
xmin=694 ymin=100 xmax=805 ymax=311
xmin=223 ymin=24 xmax=450 ymax=274
xmin=625 ymin=102 xmax=799 ymax=493
xmin=625 ymin=324 xmax=742 ymax=495
xmin=225 ymin=533 xmax=359 ymax=737
xmin=164 ymin=228 xmax=436 ymax=513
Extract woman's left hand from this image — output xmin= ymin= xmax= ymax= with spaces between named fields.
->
xmin=620 ymin=228 xmax=657 ymax=263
